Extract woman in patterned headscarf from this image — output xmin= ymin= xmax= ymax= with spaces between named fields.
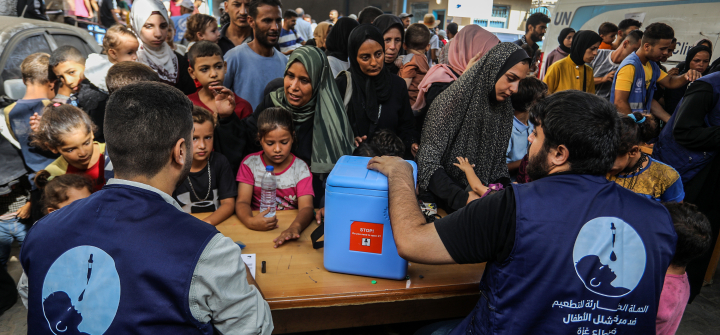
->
xmin=417 ymin=43 xmax=530 ymax=212
xmin=252 ymin=46 xmax=355 ymax=206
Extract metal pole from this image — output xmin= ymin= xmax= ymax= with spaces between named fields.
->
xmin=402 ymin=0 xmax=407 ymax=13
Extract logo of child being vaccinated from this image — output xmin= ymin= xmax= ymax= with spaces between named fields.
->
xmin=573 ymin=217 xmax=646 ymax=297
xmin=42 ymin=246 xmax=121 ymax=335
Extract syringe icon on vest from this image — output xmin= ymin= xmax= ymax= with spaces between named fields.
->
xmin=78 ymin=254 xmax=94 ymax=302
xmin=610 ymin=223 xmax=617 ymax=261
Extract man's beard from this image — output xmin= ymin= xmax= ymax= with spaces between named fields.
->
xmin=175 ymin=142 xmax=194 ymax=190
xmin=256 ymin=29 xmax=278 ymax=48
xmin=530 ymin=31 xmax=543 ymax=43
xmin=527 ymin=146 xmax=551 ymax=181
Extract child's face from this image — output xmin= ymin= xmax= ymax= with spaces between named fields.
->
xmin=261 ymin=127 xmax=293 ymax=166
xmin=48 ymin=187 xmax=92 ymax=213
xmin=140 ymin=13 xmax=169 ymax=49
xmin=199 ymin=23 xmax=221 ymax=43
xmin=601 ymin=33 xmax=616 ymax=45
xmin=189 ymin=55 xmax=226 ymax=89
xmin=52 ymin=127 xmax=95 ymax=169
xmin=109 ymin=35 xmax=139 ymax=63
xmin=53 ymin=61 xmax=85 ymax=93
xmin=609 ymin=146 xmax=640 ymax=175
xmin=192 ymin=121 xmax=214 ymax=162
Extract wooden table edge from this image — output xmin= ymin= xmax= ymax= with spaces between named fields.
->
xmin=267 ymin=282 xmax=480 ymax=309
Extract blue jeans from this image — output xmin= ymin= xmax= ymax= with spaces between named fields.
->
xmin=0 ymin=217 xmax=26 ymax=269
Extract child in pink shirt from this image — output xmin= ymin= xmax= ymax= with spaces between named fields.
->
xmin=656 ymin=202 xmax=713 ymax=335
xmin=236 ymin=107 xmax=314 ymax=248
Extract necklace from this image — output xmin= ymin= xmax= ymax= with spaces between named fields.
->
xmin=187 ymin=155 xmax=212 ymax=202
xmin=622 ymin=153 xmax=648 ymax=176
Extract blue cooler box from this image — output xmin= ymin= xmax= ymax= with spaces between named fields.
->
xmin=323 ymin=155 xmax=417 ymax=280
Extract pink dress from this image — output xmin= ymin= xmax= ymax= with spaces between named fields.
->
xmin=237 ymin=151 xmax=314 ymax=210
xmin=656 ymin=273 xmax=690 ymax=335
xmin=73 ymin=0 xmax=89 ymax=17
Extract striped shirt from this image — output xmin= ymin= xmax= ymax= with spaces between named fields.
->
xmin=278 ymin=28 xmax=303 ymax=53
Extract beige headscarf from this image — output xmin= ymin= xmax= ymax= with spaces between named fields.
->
xmin=313 ymin=22 xmax=332 ymax=49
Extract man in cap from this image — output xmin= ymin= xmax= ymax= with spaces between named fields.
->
xmin=423 ymin=13 xmax=440 ymax=66
xmin=399 ymin=13 xmax=413 ymax=29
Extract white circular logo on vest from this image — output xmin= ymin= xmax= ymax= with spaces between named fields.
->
xmin=573 ymin=217 xmax=646 ymax=297
xmin=42 ymin=246 xmax=121 ymax=335
xmin=635 ymin=78 xmax=643 ymax=88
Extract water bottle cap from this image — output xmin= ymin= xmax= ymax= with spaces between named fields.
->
xmin=265 ymin=166 xmax=274 ymax=172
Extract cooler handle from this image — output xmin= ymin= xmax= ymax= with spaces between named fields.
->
xmin=311 ymin=218 xmax=324 ymax=249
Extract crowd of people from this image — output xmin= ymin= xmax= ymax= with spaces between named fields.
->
xmin=1 ymin=1 xmax=719 ymax=334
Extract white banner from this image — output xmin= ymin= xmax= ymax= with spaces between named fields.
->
xmin=448 ymin=0 xmax=493 ymax=19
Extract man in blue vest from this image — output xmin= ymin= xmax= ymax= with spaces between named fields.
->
xmin=20 ymin=82 xmax=273 ymax=334
xmin=654 ymin=71 xmax=720 ymax=302
xmin=368 ymin=91 xmax=676 ymax=334
xmin=611 ymin=22 xmax=701 ymax=122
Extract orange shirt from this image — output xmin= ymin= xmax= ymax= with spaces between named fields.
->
xmin=599 ymin=41 xmax=613 ymax=50
xmin=398 ymin=53 xmax=430 ymax=108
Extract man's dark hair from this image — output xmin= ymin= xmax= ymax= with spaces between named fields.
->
xmin=357 ymin=6 xmax=383 ymax=24
xmin=598 ymin=22 xmax=618 ymax=36
xmin=405 ymin=23 xmax=431 ymax=51
xmin=369 ymin=129 xmax=404 ymax=157
xmin=446 ymin=22 xmax=458 ymax=36
xmin=511 ymin=77 xmax=547 ymax=112
xmin=529 ymin=90 xmax=620 ymax=175
xmin=249 ymin=0 xmax=282 ymax=19
xmin=623 ymin=29 xmax=643 ymax=45
xmin=48 ymin=46 xmax=85 ymax=81
xmin=104 ymin=82 xmax=193 ymax=179
xmin=106 ymin=62 xmax=160 ymax=94
xmin=663 ymin=202 xmax=713 ymax=268
xmin=642 ymin=22 xmax=674 ymax=46
xmin=618 ymin=18 xmax=642 ymax=31
xmin=525 ymin=12 xmax=550 ymax=32
xmin=187 ymin=41 xmax=223 ymax=68
xmin=283 ymin=9 xmax=297 ymax=19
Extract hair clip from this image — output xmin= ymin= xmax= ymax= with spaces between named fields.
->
xmin=52 ymin=102 xmax=62 ymax=107
xmin=628 ymin=113 xmax=646 ymax=124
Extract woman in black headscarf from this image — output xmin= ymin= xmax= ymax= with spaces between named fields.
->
xmin=543 ymin=30 xmax=602 ymax=94
xmin=325 ymin=17 xmax=360 ymax=78
xmin=540 ymin=27 xmax=574 ymax=80
xmin=372 ymin=14 xmax=405 ymax=75
xmin=335 ymin=24 xmax=418 ymax=157
xmin=417 ymin=43 xmax=530 ymax=212
xmin=664 ymin=45 xmax=713 ymax=114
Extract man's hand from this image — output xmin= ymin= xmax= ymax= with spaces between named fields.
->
xmin=273 ymin=225 xmax=301 ymax=248
xmin=684 ymin=69 xmax=702 ymax=82
xmin=210 ymin=85 xmax=236 ymax=118
xmin=667 ymin=67 xmax=680 ymax=76
xmin=411 ymin=143 xmax=419 ymax=157
xmin=602 ymin=71 xmax=616 ymax=83
xmin=367 ymin=156 xmax=412 ymax=177
xmin=315 ymin=207 xmax=324 ymax=224
xmin=246 ymin=209 xmax=279 ymax=231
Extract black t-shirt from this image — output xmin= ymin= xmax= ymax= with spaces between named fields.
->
xmin=99 ymin=0 xmax=117 ymax=29
xmin=672 ymin=81 xmax=719 ymax=151
xmin=434 ymin=187 xmax=517 ymax=264
xmin=173 ymin=152 xmax=237 ymax=214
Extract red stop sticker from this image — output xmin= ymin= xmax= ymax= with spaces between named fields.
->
xmin=349 ymin=221 xmax=384 ymax=254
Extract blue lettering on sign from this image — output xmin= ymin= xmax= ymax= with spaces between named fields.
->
xmin=554 ymin=11 xmax=573 ymax=26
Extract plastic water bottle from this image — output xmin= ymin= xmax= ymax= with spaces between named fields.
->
xmin=260 ymin=166 xmax=276 ymax=218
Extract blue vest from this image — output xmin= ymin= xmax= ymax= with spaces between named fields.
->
xmin=450 ymin=174 xmax=676 ymax=335
xmin=610 ymin=52 xmax=660 ymax=113
xmin=21 ymin=184 xmax=219 ymax=335
xmin=654 ymin=72 xmax=720 ymax=183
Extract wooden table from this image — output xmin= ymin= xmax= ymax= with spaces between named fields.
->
xmin=194 ymin=210 xmax=484 ymax=334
